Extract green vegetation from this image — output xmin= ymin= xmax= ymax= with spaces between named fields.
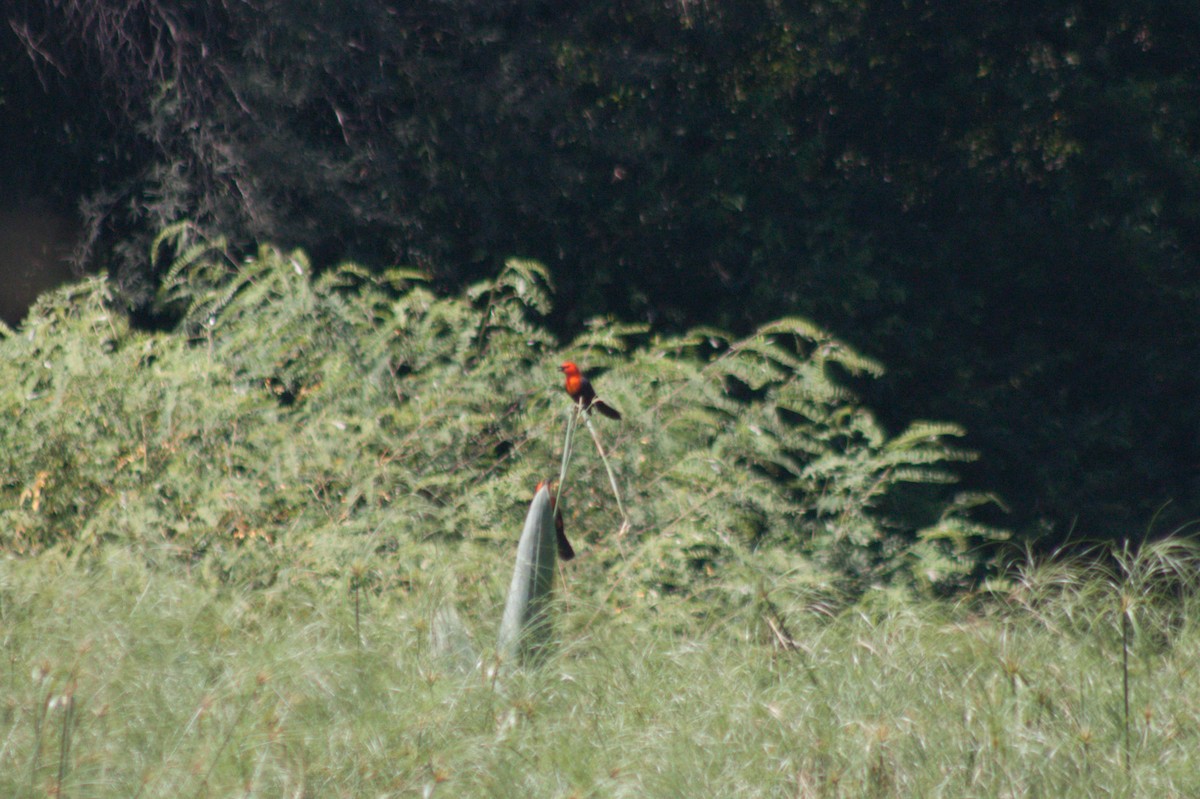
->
xmin=0 ymin=240 xmax=999 ymax=597
xmin=0 ymin=247 xmax=1194 ymax=795
xmin=2 ymin=4 xmax=1197 ymax=792
xmin=4 ymin=541 xmax=1200 ymax=797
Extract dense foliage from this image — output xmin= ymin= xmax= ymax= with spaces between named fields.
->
xmin=3 ymin=1 xmax=1198 ymax=541
xmin=0 ymin=241 xmax=1000 ymax=598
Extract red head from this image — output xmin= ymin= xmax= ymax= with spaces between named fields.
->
xmin=559 ymin=361 xmax=580 ymax=377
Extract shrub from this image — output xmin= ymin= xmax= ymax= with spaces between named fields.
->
xmin=0 ymin=233 xmax=1003 ymax=604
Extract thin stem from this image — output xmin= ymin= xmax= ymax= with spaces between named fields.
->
xmin=190 ymin=680 xmax=261 ymax=799
xmin=1122 ymin=603 xmax=1131 ymax=776
xmin=581 ymin=412 xmax=627 ymax=526
xmin=56 ymin=686 xmax=75 ymax=799
xmin=354 ymin=583 xmax=362 ymax=646
xmin=556 ymin=405 xmax=578 ymax=500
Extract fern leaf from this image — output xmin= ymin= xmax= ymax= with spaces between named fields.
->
xmin=886 ymin=422 xmax=968 ymax=451
xmin=756 ymin=316 xmax=832 ymax=343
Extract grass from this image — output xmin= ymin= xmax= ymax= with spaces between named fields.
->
xmin=3 ymin=544 xmax=1200 ymax=798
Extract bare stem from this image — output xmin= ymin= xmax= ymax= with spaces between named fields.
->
xmin=581 ymin=412 xmax=627 ymax=526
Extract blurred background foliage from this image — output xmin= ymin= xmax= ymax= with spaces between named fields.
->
xmin=2 ymin=0 xmax=1198 ymax=545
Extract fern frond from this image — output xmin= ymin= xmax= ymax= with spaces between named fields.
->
xmin=712 ymin=351 xmax=784 ymax=391
xmin=756 ymin=316 xmax=832 ymax=343
xmin=653 ymin=326 xmax=732 ymax=353
xmin=315 ymin=262 xmax=374 ymax=291
xmin=734 ymin=337 xmax=806 ymax=371
xmin=149 ymin=220 xmax=197 ymax=268
xmin=378 ymin=268 xmax=429 ymax=290
xmin=891 ymin=467 xmax=959 ymax=484
xmin=814 ymin=341 xmax=885 ymax=377
xmin=886 ymin=422 xmax=967 ymax=451
xmin=500 ymin=258 xmax=555 ymax=312
xmin=569 ymin=319 xmax=651 ymax=354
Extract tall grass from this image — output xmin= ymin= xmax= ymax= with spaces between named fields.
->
xmin=3 ymin=541 xmax=1200 ymax=798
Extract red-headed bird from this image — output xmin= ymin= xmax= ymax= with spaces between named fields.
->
xmin=559 ymin=361 xmax=621 ymax=420
xmin=535 ymin=479 xmax=574 ymax=561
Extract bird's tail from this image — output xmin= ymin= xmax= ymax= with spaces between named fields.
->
xmin=554 ymin=510 xmax=575 ymax=561
xmin=592 ymin=400 xmax=622 ymax=420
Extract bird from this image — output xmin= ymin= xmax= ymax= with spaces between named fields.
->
xmin=535 ymin=480 xmax=574 ymax=561
xmin=559 ymin=361 xmax=621 ymax=420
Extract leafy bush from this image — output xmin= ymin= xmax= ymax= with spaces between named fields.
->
xmin=0 ymin=233 xmax=1003 ymax=603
